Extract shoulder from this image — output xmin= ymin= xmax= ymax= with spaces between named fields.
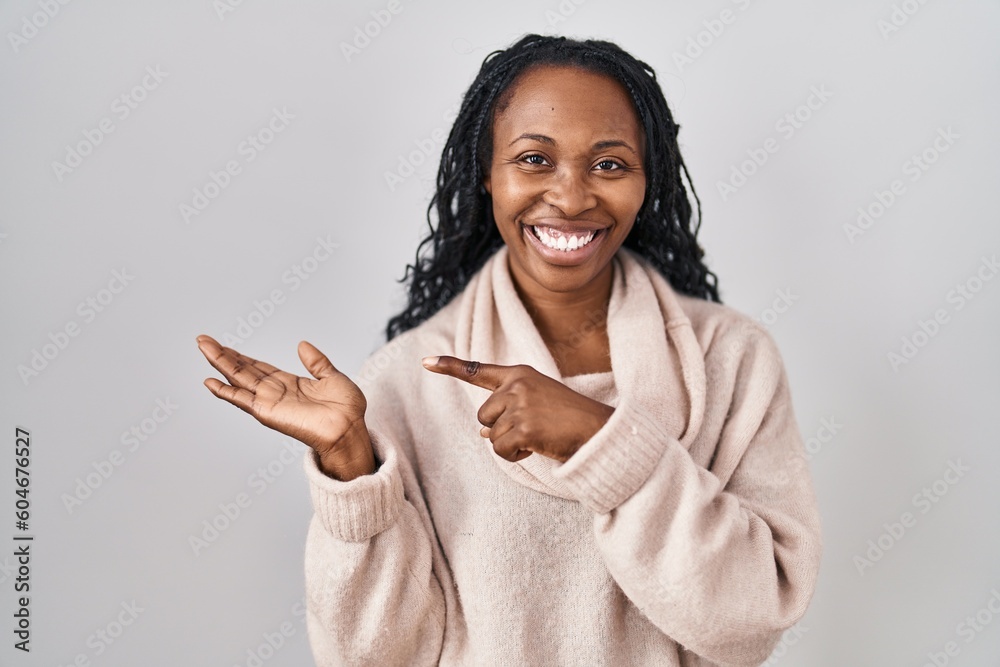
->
xmin=661 ymin=289 xmax=796 ymax=424
xmin=673 ymin=291 xmax=771 ymax=349
xmin=671 ymin=290 xmax=787 ymax=390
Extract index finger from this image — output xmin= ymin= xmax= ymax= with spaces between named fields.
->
xmin=421 ymin=355 xmax=512 ymax=391
xmin=197 ymin=334 xmax=282 ymax=385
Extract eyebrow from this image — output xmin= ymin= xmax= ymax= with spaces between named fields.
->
xmin=508 ymin=133 xmax=639 ymax=156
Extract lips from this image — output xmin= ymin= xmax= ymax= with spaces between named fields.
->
xmin=520 ymin=221 xmax=607 ymax=265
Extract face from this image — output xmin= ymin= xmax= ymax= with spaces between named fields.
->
xmin=483 ymin=64 xmax=646 ymax=300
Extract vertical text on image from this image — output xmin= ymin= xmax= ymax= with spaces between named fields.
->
xmin=13 ymin=427 xmax=33 ymax=653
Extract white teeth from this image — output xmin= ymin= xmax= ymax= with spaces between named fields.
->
xmin=531 ymin=226 xmax=596 ymax=252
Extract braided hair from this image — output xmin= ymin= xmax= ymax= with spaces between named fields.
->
xmin=385 ymin=34 xmax=721 ymax=341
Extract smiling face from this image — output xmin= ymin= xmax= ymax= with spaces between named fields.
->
xmin=483 ymin=64 xmax=647 ymax=302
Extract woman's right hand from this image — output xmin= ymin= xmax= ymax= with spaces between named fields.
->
xmin=196 ymin=334 xmax=376 ymax=481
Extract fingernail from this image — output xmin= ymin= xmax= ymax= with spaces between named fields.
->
xmin=421 ymin=356 xmax=439 ymax=368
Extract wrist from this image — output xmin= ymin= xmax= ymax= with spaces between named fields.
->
xmin=317 ymin=420 xmax=375 ymax=481
xmin=566 ymin=403 xmax=615 ymax=462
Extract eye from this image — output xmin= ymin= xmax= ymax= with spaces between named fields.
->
xmin=519 ymin=153 xmax=549 ymax=166
xmin=595 ymin=159 xmax=624 ymax=171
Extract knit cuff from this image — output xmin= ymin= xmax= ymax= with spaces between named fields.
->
xmin=552 ymin=397 xmax=671 ymax=514
xmin=301 ymin=436 xmax=404 ymax=542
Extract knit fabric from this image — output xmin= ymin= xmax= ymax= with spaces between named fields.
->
xmin=302 ymin=246 xmax=822 ymax=667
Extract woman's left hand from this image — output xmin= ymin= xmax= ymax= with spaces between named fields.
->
xmin=422 ymin=355 xmax=614 ymax=463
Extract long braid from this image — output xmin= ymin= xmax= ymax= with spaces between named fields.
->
xmin=386 ymin=34 xmax=720 ymax=341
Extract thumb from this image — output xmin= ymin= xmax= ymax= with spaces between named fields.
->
xmin=298 ymin=340 xmax=339 ymax=379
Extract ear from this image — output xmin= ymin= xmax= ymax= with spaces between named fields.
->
xmin=482 ymin=172 xmax=492 ymax=195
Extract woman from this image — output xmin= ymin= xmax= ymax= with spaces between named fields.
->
xmin=197 ymin=34 xmax=822 ymax=666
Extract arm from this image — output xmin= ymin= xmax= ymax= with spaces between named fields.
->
xmin=194 ymin=334 xmax=446 ymax=665
xmin=551 ymin=331 xmax=822 ymax=666
xmin=302 ymin=428 xmax=446 ymax=667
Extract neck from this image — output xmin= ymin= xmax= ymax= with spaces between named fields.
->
xmin=507 ymin=259 xmax=613 ymax=348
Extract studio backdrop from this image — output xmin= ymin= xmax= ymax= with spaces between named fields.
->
xmin=1 ymin=0 xmax=998 ymax=665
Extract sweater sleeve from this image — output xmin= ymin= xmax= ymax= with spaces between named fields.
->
xmin=301 ymin=378 xmax=446 ymax=666
xmin=550 ymin=328 xmax=822 ymax=666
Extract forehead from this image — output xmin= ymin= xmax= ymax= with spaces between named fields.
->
xmin=492 ymin=65 xmax=643 ymax=143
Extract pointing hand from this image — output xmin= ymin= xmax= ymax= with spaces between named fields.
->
xmin=421 ymin=356 xmax=614 ymax=463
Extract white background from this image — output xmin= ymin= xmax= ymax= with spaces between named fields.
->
xmin=1 ymin=1 xmax=998 ymax=665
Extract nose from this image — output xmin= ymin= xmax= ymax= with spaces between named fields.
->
xmin=541 ymin=167 xmax=597 ymax=217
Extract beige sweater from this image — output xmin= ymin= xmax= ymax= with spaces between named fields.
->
xmin=301 ymin=246 xmax=822 ymax=666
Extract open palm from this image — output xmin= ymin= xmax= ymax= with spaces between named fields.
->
xmin=196 ymin=334 xmax=368 ymax=458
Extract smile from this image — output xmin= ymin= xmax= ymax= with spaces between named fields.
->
xmin=529 ymin=225 xmax=598 ymax=251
